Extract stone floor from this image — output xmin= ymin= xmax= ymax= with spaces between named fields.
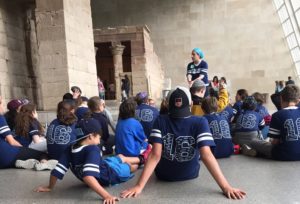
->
xmin=1 ymin=155 xmax=300 ymax=204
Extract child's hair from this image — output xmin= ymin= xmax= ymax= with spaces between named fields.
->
xmin=279 ymin=80 xmax=284 ymax=87
xmin=220 ymin=77 xmax=227 ymax=84
xmin=201 ymin=97 xmax=218 ymax=114
xmin=57 ymin=101 xmax=77 ymax=125
xmin=15 ymin=104 xmax=43 ymax=138
xmin=62 ymin=93 xmax=73 ymax=101
xmin=252 ymin=92 xmax=265 ymax=105
xmin=190 ymin=86 xmax=205 ymax=95
xmin=87 ymin=96 xmax=102 ymax=112
xmin=280 ymin=85 xmax=300 ymax=103
xmin=242 ymin=96 xmax=257 ymax=111
xmin=159 ymin=98 xmax=169 ymax=115
xmin=237 ymin=89 xmax=248 ymax=101
xmin=212 ymin=76 xmax=218 ymax=83
xmin=119 ymin=98 xmax=136 ymax=120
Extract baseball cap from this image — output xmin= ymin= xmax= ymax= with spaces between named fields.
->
xmin=71 ymin=86 xmax=82 ymax=94
xmin=75 ymin=118 xmax=102 ymax=142
xmin=191 ymin=79 xmax=206 ymax=88
xmin=136 ymin=92 xmax=148 ymax=100
xmin=168 ymin=86 xmax=192 ymax=118
xmin=7 ymin=99 xmax=24 ymax=111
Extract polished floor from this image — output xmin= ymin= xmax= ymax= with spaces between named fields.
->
xmin=0 ymin=155 xmax=299 ymax=204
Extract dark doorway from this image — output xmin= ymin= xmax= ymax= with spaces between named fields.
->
xmin=95 ymin=41 xmax=132 ymax=100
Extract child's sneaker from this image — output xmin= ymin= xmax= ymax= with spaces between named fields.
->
xmin=15 ymin=159 xmax=39 ymax=169
xmin=34 ymin=160 xmax=58 ymax=171
xmin=241 ymin=144 xmax=257 ymax=157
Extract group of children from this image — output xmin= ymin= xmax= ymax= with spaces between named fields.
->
xmin=1 ymin=48 xmax=300 ymax=203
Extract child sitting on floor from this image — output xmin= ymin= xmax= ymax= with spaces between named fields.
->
xmin=120 ymin=86 xmax=245 ymax=200
xmin=202 ymin=97 xmax=234 ymax=158
xmin=243 ymin=85 xmax=300 ymax=161
xmin=15 ymin=104 xmax=47 ymax=152
xmin=47 ymin=101 xmax=77 ymax=160
xmin=35 ymin=118 xmax=139 ymax=204
xmin=115 ymin=98 xmax=151 ymax=165
xmin=233 ymin=96 xmax=265 ymax=146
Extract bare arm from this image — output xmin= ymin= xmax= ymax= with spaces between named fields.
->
xmin=200 ymin=146 xmax=246 ymax=199
xmin=34 ymin=175 xmax=58 ymax=192
xmin=121 ymin=143 xmax=162 ymax=198
xmin=83 ymin=176 xmax=119 ymax=204
xmin=5 ymin=135 xmax=22 ymax=147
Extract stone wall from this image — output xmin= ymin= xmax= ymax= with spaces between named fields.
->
xmin=36 ymin=0 xmax=97 ymax=110
xmin=91 ymin=0 xmax=295 ymax=109
xmin=0 ymin=1 xmax=34 ymax=107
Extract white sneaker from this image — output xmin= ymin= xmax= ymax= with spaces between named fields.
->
xmin=15 ymin=159 xmax=39 ymax=169
xmin=34 ymin=160 xmax=58 ymax=171
xmin=241 ymin=144 xmax=257 ymax=157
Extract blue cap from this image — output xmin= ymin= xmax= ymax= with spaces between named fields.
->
xmin=75 ymin=118 xmax=102 ymax=142
xmin=193 ymin=48 xmax=204 ymax=59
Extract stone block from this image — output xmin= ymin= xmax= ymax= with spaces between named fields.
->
xmin=36 ymin=0 xmax=64 ymax=12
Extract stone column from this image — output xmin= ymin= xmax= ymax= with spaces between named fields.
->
xmin=35 ymin=0 xmax=97 ymax=110
xmin=110 ymin=42 xmax=125 ymax=101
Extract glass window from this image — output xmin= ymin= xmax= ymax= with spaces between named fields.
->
xmin=291 ymin=0 xmax=300 ymax=11
xmin=274 ymin=0 xmax=284 ymax=10
xmin=291 ymin=47 xmax=300 ymax=62
xmin=287 ymin=33 xmax=298 ymax=49
xmin=282 ymin=20 xmax=293 ymax=36
xmin=278 ymin=6 xmax=289 ymax=22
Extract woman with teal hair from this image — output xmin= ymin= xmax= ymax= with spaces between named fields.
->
xmin=186 ymin=48 xmax=209 ymax=96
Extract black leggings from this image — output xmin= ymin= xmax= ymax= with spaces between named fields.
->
xmin=15 ymin=147 xmax=48 ymax=161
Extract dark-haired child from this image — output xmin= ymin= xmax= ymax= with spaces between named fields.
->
xmin=233 ymin=96 xmax=265 ymax=145
xmin=35 ymin=118 xmax=139 ymax=204
xmin=46 ymin=101 xmax=77 ymax=160
xmin=233 ymin=89 xmax=248 ymax=117
xmin=243 ymin=85 xmax=300 ymax=161
xmin=202 ymin=97 xmax=234 ymax=158
xmin=115 ymin=98 xmax=150 ymax=164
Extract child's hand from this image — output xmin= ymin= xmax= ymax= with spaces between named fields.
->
xmin=34 ymin=186 xmax=52 ymax=192
xmin=223 ymin=186 xmax=246 ymax=199
xmin=120 ymin=185 xmax=143 ymax=198
xmin=103 ymin=195 xmax=119 ymax=204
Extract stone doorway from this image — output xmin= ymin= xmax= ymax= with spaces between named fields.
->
xmin=95 ymin=41 xmax=132 ymax=100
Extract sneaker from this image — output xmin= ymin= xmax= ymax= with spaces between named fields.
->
xmin=34 ymin=160 xmax=58 ymax=171
xmin=241 ymin=144 xmax=257 ymax=157
xmin=15 ymin=159 xmax=39 ymax=169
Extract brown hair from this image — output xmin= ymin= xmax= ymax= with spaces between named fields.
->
xmin=237 ymin=89 xmax=248 ymax=101
xmin=159 ymin=98 xmax=169 ymax=115
xmin=15 ymin=104 xmax=44 ymax=138
xmin=201 ymin=97 xmax=218 ymax=114
xmin=281 ymin=85 xmax=300 ymax=103
xmin=252 ymin=92 xmax=265 ymax=105
xmin=87 ymin=96 xmax=103 ymax=112
xmin=119 ymin=98 xmax=136 ymax=119
xmin=57 ymin=101 xmax=77 ymax=125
